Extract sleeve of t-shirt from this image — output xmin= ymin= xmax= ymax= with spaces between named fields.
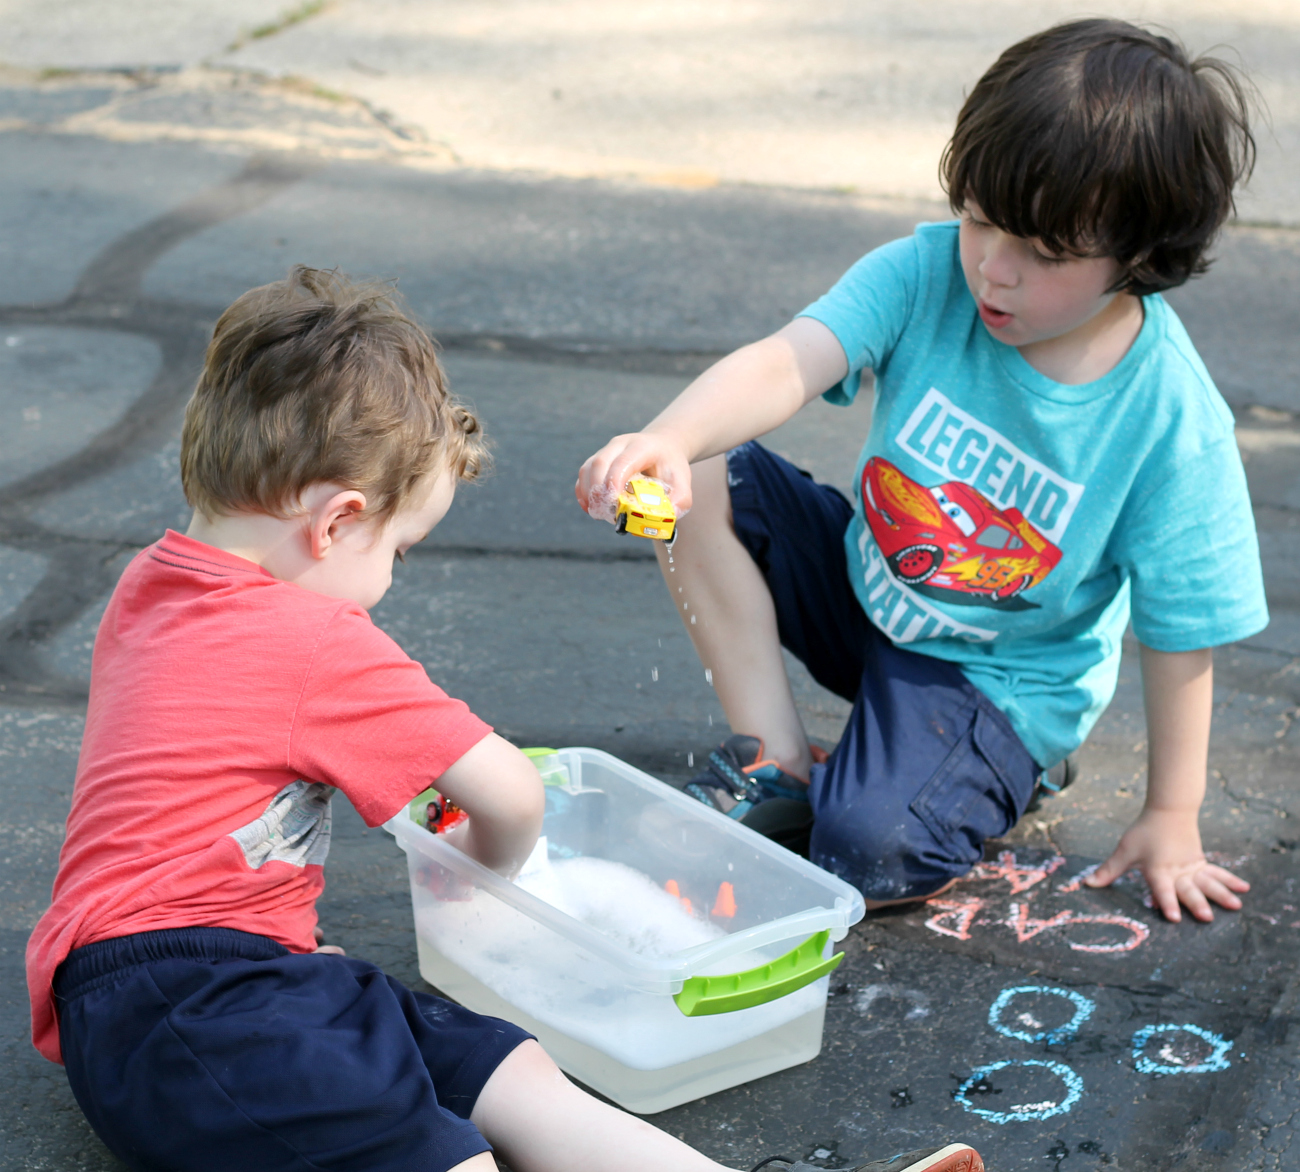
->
xmin=287 ymin=605 xmax=493 ymax=826
xmin=796 ymin=233 xmax=922 ymax=406
xmin=1114 ymin=434 xmax=1269 ymax=652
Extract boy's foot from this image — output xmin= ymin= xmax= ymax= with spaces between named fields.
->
xmin=751 ymin=1142 xmax=983 ymax=1172
xmin=683 ymin=735 xmax=814 ymax=854
xmin=1025 ymin=753 xmax=1078 ymax=812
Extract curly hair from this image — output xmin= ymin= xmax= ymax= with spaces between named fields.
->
xmin=181 ymin=266 xmax=488 ymax=522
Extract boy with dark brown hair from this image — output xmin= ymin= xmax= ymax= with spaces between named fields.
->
xmin=579 ymin=20 xmax=1268 ymax=925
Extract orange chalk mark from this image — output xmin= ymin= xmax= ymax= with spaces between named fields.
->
xmin=978 ymin=850 xmax=1065 ymax=894
xmin=1006 ymin=900 xmax=1073 ymax=942
xmin=665 ymin=879 xmax=681 ymax=898
xmin=1064 ymin=913 xmax=1150 ymax=953
xmin=923 ymin=898 xmax=985 ymax=940
xmin=712 ymin=881 xmax=737 ymax=918
xmin=680 ymin=897 xmax=693 ymax=915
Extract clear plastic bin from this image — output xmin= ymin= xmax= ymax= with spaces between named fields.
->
xmin=387 ymin=747 xmax=865 ymax=1113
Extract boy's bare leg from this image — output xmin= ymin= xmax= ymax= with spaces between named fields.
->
xmin=657 ymin=453 xmax=812 ymax=780
xmin=469 ymin=1040 xmax=740 ymax=1172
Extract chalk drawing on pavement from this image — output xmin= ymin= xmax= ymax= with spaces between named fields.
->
xmin=854 ymin=982 xmax=931 ymax=1021
xmin=918 ymin=851 xmax=1153 ymax=954
xmin=1132 ymin=1024 xmax=1232 ymax=1075
xmin=979 ymin=851 xmax=1066 ymax=893
xmin=954 ymin=1059 xmax=1084 ymax=1123
xmin=989 ymin=985 xmax=1095 ymax=1045
xmin=923 ymin=898 xmax=985 ymax=940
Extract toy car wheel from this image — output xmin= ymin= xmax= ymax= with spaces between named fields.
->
xmin=889 ymin=543 xmax=942 ymax=584
xmin=991 ymin=573 xmax=1033 ymax=601
xmin=614 ymin=511 xmax=628 ymax=535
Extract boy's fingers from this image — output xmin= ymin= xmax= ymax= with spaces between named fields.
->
xmin=1198 ymin=874 xmax=1242 ymax=910
xmin=606 ymin=443 xmax=658 ymax=494
xmin=1175 ymin=876 xmax=1214 ymax=923
xmin=1206 ymin=864 xmax=1250 ymax=893
xmin=1148 ymin=874 xmax=1182 ymax=922
xmin=1086 ymin=854 xmax=1128 ymax=888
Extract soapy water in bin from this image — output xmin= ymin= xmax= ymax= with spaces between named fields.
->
xmin=516 ymin=844 xmax=723 ymax=957
xmin=414 ymin=836 xmax=825 ymax=1070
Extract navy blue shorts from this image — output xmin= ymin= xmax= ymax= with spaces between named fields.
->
xmin=726 ymin=441 xmax=1041 ymax=901
xmin=54 ymin=927 xmax=533 ymax=1172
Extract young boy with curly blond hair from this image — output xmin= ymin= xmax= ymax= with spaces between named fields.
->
xmin=28 ymin=267 xmax=981 ymax=1172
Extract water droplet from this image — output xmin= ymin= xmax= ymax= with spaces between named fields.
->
xmin=682 ymin=602 xmax=689 ymax=610
xmin=708 ymin=714 xmax=713 ymax=727
xmin=690 ymin=614 xmax=696 ymax=624
xmin=688 ymin=752 xmax=694 ymax=767
xmin=704 ymin=669 xmax=713 ymax=686
xmin=651 ymin=667 xmax=659 ymax=682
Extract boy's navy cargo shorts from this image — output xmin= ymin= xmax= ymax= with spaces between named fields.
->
xmin=726 ymin=440 xmax=1042 ymax=902
xmin=53 ymin=926 xmax=533 ymax=1172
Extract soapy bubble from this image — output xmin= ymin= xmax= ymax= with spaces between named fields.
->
xmin=585 ymin=481 xmax=622 ymax=525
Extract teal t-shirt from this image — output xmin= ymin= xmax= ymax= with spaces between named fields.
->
xmin=798 ymin=221 xmax=1268 ymax=767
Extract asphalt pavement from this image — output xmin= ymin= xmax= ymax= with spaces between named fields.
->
xmin=0 ymin=60 xmax=1296 ymax=1172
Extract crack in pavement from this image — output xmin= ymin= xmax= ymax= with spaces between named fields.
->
xmin=0 ymin=151 xmax=729 ymax=705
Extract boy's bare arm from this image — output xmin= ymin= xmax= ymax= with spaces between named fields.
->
xmin=1087 ymin=644 xmax=1249 ymax=922
xmin=434 ymin=734 xmax=545 ymax=877
xmin=576 ymin=317 xmax=847 ymax=515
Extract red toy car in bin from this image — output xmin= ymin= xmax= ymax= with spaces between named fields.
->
xmin=860 ymin=457 xmax=1062 ymax=607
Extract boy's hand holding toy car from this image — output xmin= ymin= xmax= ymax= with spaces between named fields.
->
xmin=581 ymin=472 xmax=679 ymax=541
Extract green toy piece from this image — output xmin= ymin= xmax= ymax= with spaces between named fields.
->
xmin=673 ymin=930 xmax=843 ymax=1017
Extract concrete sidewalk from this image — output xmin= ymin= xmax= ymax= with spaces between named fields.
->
xmin=1 ymin=0 xmax=1298 ymax=223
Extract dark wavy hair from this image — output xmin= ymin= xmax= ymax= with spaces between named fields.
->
xmin=941 ymin=19 xmax=1256 ymax=295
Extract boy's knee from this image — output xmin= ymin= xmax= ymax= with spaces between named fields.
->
xmin=810 ymin=800 xmax=970 ymax=904
xmin=686 ymin=453 xmax=733 ymax=528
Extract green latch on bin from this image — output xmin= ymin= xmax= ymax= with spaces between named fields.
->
xmin=522 ymin=747 xmax=570 ymax=787
xmin=673 ymin=930 xmax=843 ymax=1017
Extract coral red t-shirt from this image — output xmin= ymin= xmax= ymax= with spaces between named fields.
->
xmin=27 ymin=532 xmax=491 ymax=1063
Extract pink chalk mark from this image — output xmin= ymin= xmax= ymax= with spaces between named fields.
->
xmin=1063 ymin=913 xmax=1150 ymax=953
xmin=1056 ymin=863 xmax=1099 ymax=894
xmin=1006 ymin=901 xmax=1073 ymax=942
xmin=923 ymin=898 xmax=986 ymax=941
xmin=979 ymin=850 xmax=1066 ymax=894
xmin=1005 ymin=901 xmax=1150 ymax=953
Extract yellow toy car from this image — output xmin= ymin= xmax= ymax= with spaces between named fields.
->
xmin=615 ymin=476 xmax=677 ymax=541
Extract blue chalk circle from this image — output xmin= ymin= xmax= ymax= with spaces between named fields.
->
xmin=954 ymin=1059 xmax=1084 ymax=1123
xmin=988 ymin=985 xmax=1095 ymax=1045
xmin=1132 ymin=1024 xmax=1232 ymax=1075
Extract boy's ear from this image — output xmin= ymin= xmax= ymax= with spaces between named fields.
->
xmin=308 ymin=489 xmax=368 ymax=560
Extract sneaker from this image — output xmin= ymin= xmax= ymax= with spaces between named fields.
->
xmin=683 ymin=735 xmax=815 ymax=854
xmin=1025 ymin=752 xmax=1078 ymax=813
xmin=751 ymin=1143 xmax=983 ymax=1172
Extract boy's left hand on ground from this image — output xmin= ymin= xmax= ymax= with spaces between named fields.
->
xmin=1086 ymin=807 xmax=1249 ymax=923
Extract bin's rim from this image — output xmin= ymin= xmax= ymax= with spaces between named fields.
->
xmin=387 ymin=747 xmax=866 ymax=995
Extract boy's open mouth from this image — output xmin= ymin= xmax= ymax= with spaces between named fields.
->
xmin=978 ymin=300 xmax=1014 ymax=330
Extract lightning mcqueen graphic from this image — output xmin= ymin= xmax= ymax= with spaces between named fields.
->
xmin=861 ymin=457 xmax=1062 ymax=609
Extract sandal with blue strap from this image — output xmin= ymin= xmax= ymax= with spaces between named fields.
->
xmin=683 ymin=735 xmax=818 ymax=854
